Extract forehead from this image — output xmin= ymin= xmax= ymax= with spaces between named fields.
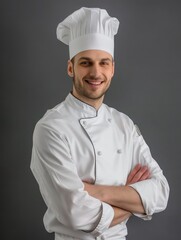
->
xmin=74 ymin=50 xmax=113 ymax=62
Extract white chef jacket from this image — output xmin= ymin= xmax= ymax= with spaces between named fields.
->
xmin=31 ymin=93 xmax=169 ymax=240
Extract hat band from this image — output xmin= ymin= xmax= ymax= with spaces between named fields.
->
xmin=69 ymin=33 xmax=114 ymax=59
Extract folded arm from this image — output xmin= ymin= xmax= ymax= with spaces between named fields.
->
xmin=84 ymin=164 xmax=150 ymax=226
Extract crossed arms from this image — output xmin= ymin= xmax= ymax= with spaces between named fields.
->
xmin=84 ymin=164 xmax=150 ymax=227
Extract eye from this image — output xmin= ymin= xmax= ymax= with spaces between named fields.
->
xmin=100 ymin=61 xmax=110 ymax=66
xmin=80 ymin=61 xmax=91 ymax=66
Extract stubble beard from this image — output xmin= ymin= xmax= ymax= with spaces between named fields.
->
xmin=72 ymin=76 xmax=111 ymax=101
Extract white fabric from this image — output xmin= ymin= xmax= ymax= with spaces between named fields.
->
xmin=31 ymin=93 xmax=169 ymax=240
xmin=56 ymin=7 xmax=119 ymax=59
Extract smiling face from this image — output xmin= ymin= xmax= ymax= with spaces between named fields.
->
xmin=67 ymin=50 xmax=115 ymax=110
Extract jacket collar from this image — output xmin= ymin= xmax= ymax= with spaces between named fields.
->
xmin=65 ymin=93 xmax=104 ymax=118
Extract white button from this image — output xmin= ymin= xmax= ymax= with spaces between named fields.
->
xmin=96 ymin=236 xmax=105 ymax=240
xmin=97 ymin=151 xmax=102 ymax=156
xmin=117 ymin=149 xmax=122 ymax=154
xmin=108 ymin=118 xmax=112 ymax=123
xmin=96 ymin=237 xmax=102 ymax=240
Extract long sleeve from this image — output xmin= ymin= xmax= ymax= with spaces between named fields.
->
xmin=30 ymin=121 xmax=114 ymax=237
xmin=129 ymin=124 xmax=170 ymax=219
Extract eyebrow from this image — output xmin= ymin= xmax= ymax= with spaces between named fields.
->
xmin=78 ymin=57 xmax=113 ymax=62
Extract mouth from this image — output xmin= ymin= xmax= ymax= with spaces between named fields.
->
xmin=85 ymin=80 xmax=103 ymax=86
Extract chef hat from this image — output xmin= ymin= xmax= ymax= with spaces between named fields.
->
xmin=56 ymin=7 xmax=119 ymax=59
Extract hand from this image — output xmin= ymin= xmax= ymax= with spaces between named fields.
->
xmin=110 ymin=206 xmax=132 ymax=227
xmin=126 ymin=164 xmax=150 ymax=185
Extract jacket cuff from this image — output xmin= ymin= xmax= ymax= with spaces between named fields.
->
xmin=91 ymin=202 xmax=114 ymax=237
xmin=129 ymin=179 xmax=158 ymax=217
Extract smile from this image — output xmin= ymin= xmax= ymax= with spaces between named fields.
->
xmin=85 ymin=80 xmax=103 ymax=86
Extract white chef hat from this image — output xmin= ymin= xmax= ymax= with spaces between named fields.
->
xmin=56 ymin=7 xmax=119 ymax=59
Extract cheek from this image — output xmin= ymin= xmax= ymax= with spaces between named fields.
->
xmin=106 ymin=71 xmax=114 ymax=81
xmin=105 ymin=67 xmax=114 ymax=78
xmin=74 ymin=68 xmax=87 ymax=79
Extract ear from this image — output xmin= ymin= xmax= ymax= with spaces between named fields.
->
xmin=111 ymin=61 xmax=115 ymax=77
xmin=67 ymin=60 xmax=74 ymax=77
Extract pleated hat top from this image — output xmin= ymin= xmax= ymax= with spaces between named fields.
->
xmin=56 ymin=7 xmax=119 ymax=59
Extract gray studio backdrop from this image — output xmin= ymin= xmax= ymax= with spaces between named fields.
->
xmin=2 ymin=0 xmax=181 ymax=239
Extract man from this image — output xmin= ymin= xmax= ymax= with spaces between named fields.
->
xmin=31 ymin=7 xmax=169 ymax=240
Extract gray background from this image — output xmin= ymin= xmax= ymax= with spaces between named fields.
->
xmin=2 ymin=0 xmax=181 ymax=239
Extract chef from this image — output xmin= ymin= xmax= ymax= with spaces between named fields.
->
xmin=31 ymin=7 xmax=169 ymax=240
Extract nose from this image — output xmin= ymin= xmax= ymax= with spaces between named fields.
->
xmin=89 ymin=63 xmax=101 ymax=78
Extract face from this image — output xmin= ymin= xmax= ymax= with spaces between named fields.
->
xmin=67 ymin=50 xmax=115 ymax=109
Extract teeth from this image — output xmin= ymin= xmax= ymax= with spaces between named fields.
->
xmin=90 ymin=82 xmax=101 ymax=85
xmin=86 ymin=81 xmax=102 ymax=85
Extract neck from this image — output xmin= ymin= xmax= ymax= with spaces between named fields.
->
xmin=71 ymin=92 xmax=104 ymax=110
